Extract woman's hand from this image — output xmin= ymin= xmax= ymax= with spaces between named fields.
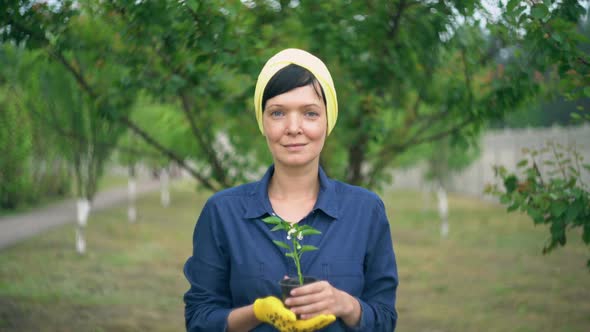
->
xmin=284 ymin=281 xmax=361 ymax=327
xmin=252 ymin=296 xmax=335 ymax=332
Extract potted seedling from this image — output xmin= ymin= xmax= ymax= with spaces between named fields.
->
xmin=262 ymin=215 xmax=322 ymax=301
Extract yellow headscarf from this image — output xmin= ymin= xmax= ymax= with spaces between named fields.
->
xmin=254 ymin=48 xmax=338 ymax=136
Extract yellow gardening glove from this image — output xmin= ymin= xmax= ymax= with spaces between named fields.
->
xmin=253 ymin=296 xmax=336 ymax=332
xmin=254 ymin=296 xmax=296 ymax=330
xmin=292 ymin=313 xmax=336 ymax=332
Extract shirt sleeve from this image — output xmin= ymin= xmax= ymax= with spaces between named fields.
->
xmin=349 ymin=197 xmax=398 ymax=331
xmin=183 ymin=199 xmax=232 ymax=332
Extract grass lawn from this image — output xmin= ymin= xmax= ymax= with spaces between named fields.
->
xmin=0 ymin=183 xmax=588 ymax=331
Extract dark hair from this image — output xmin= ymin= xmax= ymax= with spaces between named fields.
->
xmin=262 ymin=64 xmax=326 ymax=110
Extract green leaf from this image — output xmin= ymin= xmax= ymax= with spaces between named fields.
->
xmin=285 ymin=253 xmax=295 ymax=258
xmin=297 ymin=225 xmax=315 ymax=231
xmin=551 ymin=33 xmax=563 ymax=44
xmin=300 ymin=229 xmax=322 ymax=236
xmin=531 ymin=4 xmax=549 ymax=20
xmin=528 ymin=208 xmax=545 ymax=224
xmin=550 ymin=202 xmax=567 ymax=217
xmin=507 ymin=202 xmax=520 ymax=212
xmin=271 ymin=224 xmax=289 ymax=232
xmin=504 ymin=175 xmax=518 ymax=193
xmin=262 ymin=216 xmax=282 ymax=224
xmin=506 ymin=0 xmax=520 ymax=13
xmin=565 ymin=201 xmax=582 ymax=223
xmin=517 ymin=159 xmax=528 ymax=168
xmin=567 ymin=166 xmax=579 ymax=177
xmin=515 ymin=6 xmax=527 ymax=21
xmin=299 ymin=245 xmax=319 ymax=254
xmin=584 ymin=87 xmax=590 ymax=98
xmin=273 ymin=240 xmax=291 ymax=250
xmin=543 ymin=0 xmax=551 ymax=8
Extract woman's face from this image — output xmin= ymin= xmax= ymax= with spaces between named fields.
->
xmin=263 ymin=83 xmax=327 ymax=169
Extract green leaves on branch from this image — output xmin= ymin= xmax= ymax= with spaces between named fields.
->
xmin=263 ymin=215 xmax=322 ymax=285
xmin=486 ymin=141 xmax=590 ymax=269
xmin=531 ymin=4 xmax=549 ymax=21
xmin=272 ymin=240 xmax=292 ymax=251
xmin=1 ymin=0 xmax=589 ymax=193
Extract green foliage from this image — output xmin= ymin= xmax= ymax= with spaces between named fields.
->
xmin=492 ymin=6 xmax=590 ymax=128
xmin=486 ymin=141 xmax=590 ymax=269
xmin=487 ymin=1 xmax=590 ymax=266
xmin=0 ymin=88 xmax=33 ymax=209
xmin=27 ymin=57 xmax=123 ymax=200
xmin=0 ymin=44 xmax=72 ymax=209
xmin=262 ymin=215 xmax=321 ymax=285
xmin=293 ymin=0 xmax=552 ymax=187
xmin=503 ymin=1 xmax=589 ymax=100
xmin=117 ymin=98 xmax=193 ymax=170
xmin=0 ymin=0 xmax=588 ymax=193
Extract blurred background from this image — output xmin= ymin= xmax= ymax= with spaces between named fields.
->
xmin=1 ymin=0 xmax=589 ymax=331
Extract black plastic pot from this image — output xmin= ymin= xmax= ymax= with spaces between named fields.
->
xmin=279 ymin=276 xmax=318 ymax=301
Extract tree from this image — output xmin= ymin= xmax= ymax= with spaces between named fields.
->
xmin=0 ymin=44 xmax=73 ymax=209
xmin=487 ymin=142 xmax=590 ymax=269
xmin=486 ymin=0 xmax=590 ymax=268
xmin=1 ymin=0 xmax=263 ymax=192
xmin=21 ymin=51 xmax=125 ymax=253
xmin=0 ymin=85 xmax=32 ymax=209
xmin=293 ymin=0 xmax=570 ymax=188
xmin=1 ymin=0 xmax=587 ymax=192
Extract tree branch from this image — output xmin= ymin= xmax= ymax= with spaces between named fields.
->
xmin=149 ymin=41 xmax=230 ymax=188
xmin=7 ymin=9 xmax=223 ymax=191
xmin=52 ymin=50 xmax=218 ymax=189
xmin=179 ymin=91 xmax=230 ymax=188
xmin=49 ymin=50 xmax=98 ymax=99
xmin=578 ymin=56 xmax=590 ymax=67
xmin=394 ymin=114 xmax=476 ymax=151
xmin=388 ymin=0 xmax=407 ymax=40
xmin=119 ymin=116 xmax=219 ymax=191
xmin=367 ymin=113 xmax=478 ymax=188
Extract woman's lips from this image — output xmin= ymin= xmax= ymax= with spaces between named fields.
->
xmin=283 ymin=143 xmax=306 ymax=151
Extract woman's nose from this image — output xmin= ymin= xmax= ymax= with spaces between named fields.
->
xmin=286 ymin=113 xmax=302 ymax=135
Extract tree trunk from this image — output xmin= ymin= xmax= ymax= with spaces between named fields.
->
xmin=160 ymin=168 xmax=170 ymax=207
xmin=345 ymin=99 xmax=372 ymax=186
xmin=436 ymin=185 xmax=449 ymax=238
xmin=75 ymin=198 xmax=90 ymax=254
xmin=128 ymin=164 xmax=137 ymax=223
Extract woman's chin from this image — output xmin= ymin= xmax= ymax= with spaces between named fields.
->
xmin=276 ymin=156 xmax=318 ymax=168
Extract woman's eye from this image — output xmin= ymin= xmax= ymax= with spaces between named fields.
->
xmin=270 ymin=110 xmax=284 ymax=117
xmin=305 ymin=111 xmax=319 ymax=118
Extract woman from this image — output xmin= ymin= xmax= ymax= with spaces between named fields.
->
xmin=183 ymin=49 xmax=398 ymax=331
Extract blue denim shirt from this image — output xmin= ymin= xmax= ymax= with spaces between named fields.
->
xmin=184 ymin=165 xmax=398 ymax=331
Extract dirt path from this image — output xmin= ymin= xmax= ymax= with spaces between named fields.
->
xmin=0 ymin=179 xmax=161 ymax=250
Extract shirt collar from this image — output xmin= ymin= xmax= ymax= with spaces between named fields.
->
xmin=244 ymin=164 xmax=339 ymax=220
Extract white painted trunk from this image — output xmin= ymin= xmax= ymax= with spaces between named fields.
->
xmin=75 ymin=227 xmax=86 ymax=254
xmin=160 ymin=169 xmax=170 ymax=207
xmin=76 ymin=198 xmax=90 ymax=226
xmin=436 ymin=186 xmax=449 ymax=238
xmin=128 ymin=205 xmax=137 ymax=222
xmin=75 ymin=198 xmax=90 ymax=254
xmin=128 ymin=178 xmax=137 ymax=223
